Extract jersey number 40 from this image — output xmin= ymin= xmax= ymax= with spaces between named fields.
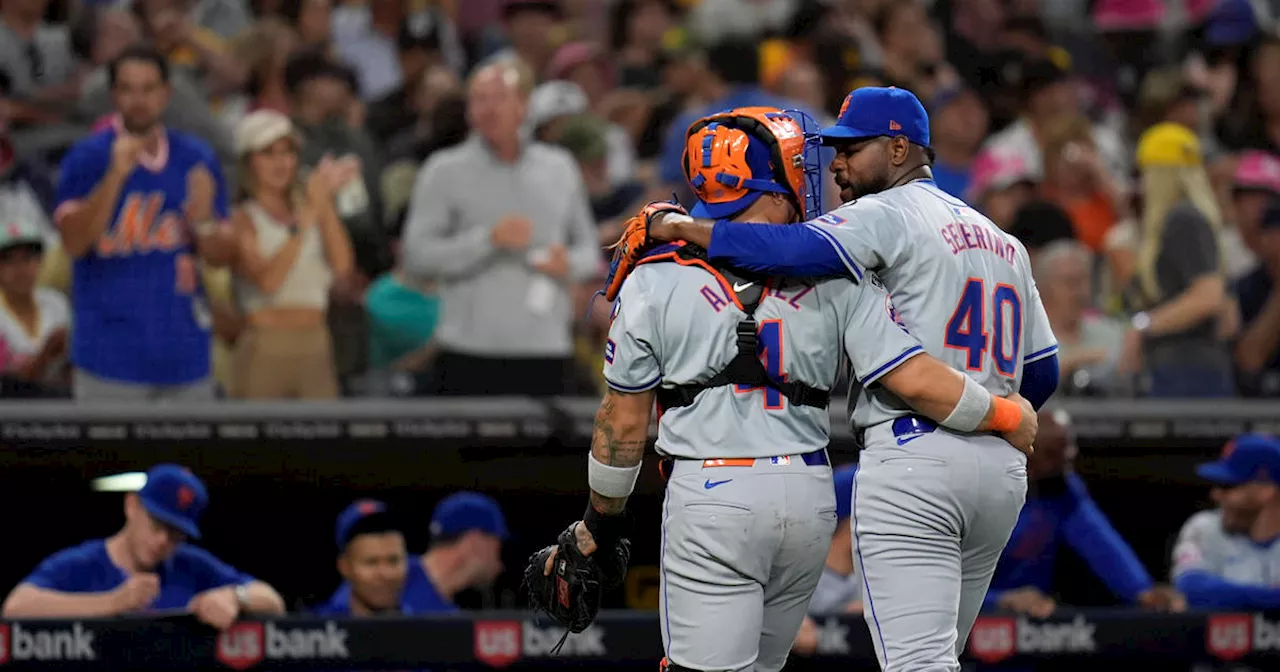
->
xmin=945 ymin=278 xmax=1022 ymax=378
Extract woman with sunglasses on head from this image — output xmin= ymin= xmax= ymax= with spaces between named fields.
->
xmin=230 ymin=109 xmax=354 ymax=399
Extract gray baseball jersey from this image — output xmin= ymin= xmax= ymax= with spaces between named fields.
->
xmin=803 ymin=180 xmax=1057 ymax=429
xmin=603 ymin=260 xmax=924 ymax=460
xmin=1173 ymin=509 xmax=1280 ymax=585
xmin=799 ymin=180 xmax=1045 ymax=672
xmin=603 ymin=256 xmax=923 ymax=672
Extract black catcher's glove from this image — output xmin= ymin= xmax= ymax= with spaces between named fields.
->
xmin=524 ymin=523 xmax=632 ymax=638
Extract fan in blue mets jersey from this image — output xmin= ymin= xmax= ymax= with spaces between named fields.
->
xmin=532 ymin=106 xmax=1037 ymax=672
xmin=633 ymin=87 xmax=1061 ymax=672
xmin=53 ymin=45 xmax=238 ymax=401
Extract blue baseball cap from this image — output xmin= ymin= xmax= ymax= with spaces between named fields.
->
xmin=137 ymin=464 xmax=208 ymax=539
xmin=429 ymin=492 xmax=508 ymax=541
xmin=335 ymin=499 xmax=398 ymax=550
xmin=1196 ymin=435 xmax=1280 ymax=486
xmin=834 ymin=463 xmax=858 ymax=521
xmin=822 ymin=87 xmax=930 ymax=148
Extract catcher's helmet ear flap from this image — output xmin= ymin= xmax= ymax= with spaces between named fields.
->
xmin=681 ymin=106 xmax=825 ymax=221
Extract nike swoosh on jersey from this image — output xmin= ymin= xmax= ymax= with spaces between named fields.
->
xmin=704 ymin=479 xmax=732 ymax=489
xmin=896 ymin=434 xmax=924 ymax=446
xmin=732 ymin=282 xmax=754 ymax=292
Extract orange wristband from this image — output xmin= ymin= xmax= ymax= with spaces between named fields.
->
xmin=988 ymin=397 xmax=1023 ymax=433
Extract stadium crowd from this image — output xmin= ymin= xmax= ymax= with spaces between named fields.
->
xmin=0 ymin=0 xmax=1277 ymax=401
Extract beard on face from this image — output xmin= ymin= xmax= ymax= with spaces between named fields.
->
xmin=122 ymin=112 xmax=159 ymax=136
xmin=835 ymin=167 xmax=893 ymax=201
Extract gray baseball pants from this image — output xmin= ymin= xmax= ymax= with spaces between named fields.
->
xmin=660 ymin=452 xmax=837 ymax=671
xmin=852 ymin=417 xmax=1027 ymax=672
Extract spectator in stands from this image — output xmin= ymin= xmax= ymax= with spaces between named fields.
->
xmin=191 ymin=0 xmax=252 ymax=41
xmin=1034 ymin=239 xmax=1130 ymax=396
xmin=610 ymin=0 xmax=676 ymax=90
xmin=1172 ymin=435 xmax=1280 ymax=608
xmin=229 ymin=110 xmax=354 ymax=399
xmin=982 ymin=57 xmax=1129 ymax=190
xmin=1 ymin=464 xmax=285 ymax=627
xmin=364 ymin=214 xmax=438 ymax=395
xmin=871 ymin=0 xmax=958 ymax=104
xmin=546 ymin=42 xmax=638 ymax=188
xmin=1231 ymin=151 xmax=1280 ymax=272
xmin=965 ymin=151 xmax=1038 ymax=231
xmin=1122 ymin=123 xmax=1235 ymax=397
xmin=315 ymin=500 xmax=411 ymax=615
xmin=658 ymin=40 xmax=800 ymax=201
xmin=1040 ymin=115 xmax=1123 ymax=252
xmin=56 ymin=46 xmax=238 ymax=401
xmin=363 ymin=11 xmax=450 ymax=143
xmin=0 ymin=79 xmax=55 ymax=233
xmin=927 ymin=84 xmax=988 ymax=200
xmin=526 ymin=80 xmax=590 ymax=144
xmin=984 ymin=407 xmax=1186 ymax=616
xmin=385 ymin=66 xmax=465 ymax=166
xmin=0 ymin=0 xmax=85 ymax=153
xmin=235 ymin=17 xmax=299 ymax=115
xmin=132 ymin=0 xmax=248 ymax=99
xmin=487 ymin=0 xmax=562 ymax=77
xmin=1234 ymin=202 xmax=1280 ymax=397
xmin=330 ymin=0 xmax=411 ymax=103
xmin=1007 ymin=200 xmax=1076 ymax=265
xmin=0 ymin=219 xmax=68 ymax=395
xmin=402 ymin=61 xmax=599 ymax=396
xmin=326 ymin=492 xmax=508 ymax=612
xmin=78 ymin=7 xmax=235 ymax=166
xmin=279 ymin=0 xmax=332 ymax=55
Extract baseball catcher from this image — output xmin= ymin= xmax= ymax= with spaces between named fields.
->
xmin=526 ymin=106 xmax=1035 ymax=671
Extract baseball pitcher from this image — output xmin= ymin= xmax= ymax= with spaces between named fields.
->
xmin=525 ymin=106 xmax=1037 ymax=672
xmin=615 ymin=87 xmax=1062 ymax=671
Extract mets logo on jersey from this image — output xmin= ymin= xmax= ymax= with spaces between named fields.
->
xmin=885 ymin=296 xmax=907 ymax=332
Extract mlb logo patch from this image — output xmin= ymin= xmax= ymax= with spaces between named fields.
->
xmin=604 ymin=339 xmax=616 ymax=365
xmin=770 ymin=456 xmax=791 ymax=466
xmin=816 ymin=214 xmax=846 ymax=226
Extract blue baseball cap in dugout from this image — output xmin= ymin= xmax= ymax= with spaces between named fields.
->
xmin=429 ymin=492 xmax=508 ymax=541
xmin=833 ymin=463 xmax=858 ymax=521
xmin=335 ymin=499 xmax=398 ymax=550
xmin=822 ymin=87 xmax=930 ymax=148
xmin=1196 ymin=435 xmax=1280 ymax=486
xmin=137 ymin=464 xmax=208 ymax=539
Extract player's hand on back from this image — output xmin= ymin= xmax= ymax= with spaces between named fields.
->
xmin=999 ymin=393 xmax=1037 ymax=457
xmin=110 ymin=572 xmax=160 ymax=613
xmin=996 ymin=586 xmax=1055 ymax=619
xmin=1137 ymin=584 xmax=1187 ymax=613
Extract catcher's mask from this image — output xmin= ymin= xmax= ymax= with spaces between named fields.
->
xmin=681 ymin=106 xmax=824 ymax=222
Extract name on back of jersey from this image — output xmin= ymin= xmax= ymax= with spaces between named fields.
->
xmin=939 ymin=220 xmax=1016 ymax=267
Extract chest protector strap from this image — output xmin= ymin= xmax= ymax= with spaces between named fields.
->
xmin=635 ymin=243 xmax=830 ymax=411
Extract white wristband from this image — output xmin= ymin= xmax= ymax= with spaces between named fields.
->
xmin=588 ymin=453 xmax=643 ymax=498
xmin=940 ymin=374 xmax=993 ymax=433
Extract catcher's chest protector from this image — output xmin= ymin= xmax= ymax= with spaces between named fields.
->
xmin=635 ymin=243 xmax=830 ymax=411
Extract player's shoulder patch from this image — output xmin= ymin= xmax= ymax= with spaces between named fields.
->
xmin=604 ymin=338 xmax=616 ymax=365
xmin=815 ymin=213 xmax=846 ymax=226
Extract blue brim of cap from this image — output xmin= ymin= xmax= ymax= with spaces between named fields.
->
xmin=139 ymin=495 xmax=201 ymax=539
xmin=820 ymin=126 xmax=879 ymax=145
xmin=1195 ymin=462 xmax=1247 ymax=486
xmin=690 ymin=191 xmax=764 ymax=219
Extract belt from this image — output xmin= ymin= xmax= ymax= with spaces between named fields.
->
xmin=659 ymin=449 xmax=828 ymax=479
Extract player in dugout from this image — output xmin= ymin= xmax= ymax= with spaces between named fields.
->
xmin=982 ymin=407 xmax=1185 ymax=616
xmin=314 ymin=500 xmax=413 ymax=615
xmin=1173 ymin=435 xmax=1280 ymax=608
xmin=324 ymin=492 xmax=507 ymax=612
xmin=1 ymin=464 xmax=285 ymax=628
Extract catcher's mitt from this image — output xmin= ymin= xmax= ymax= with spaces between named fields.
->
xmin=524 ymin=523 xmax=632 ymax=638
xmin=602 ymin=200 xmax=687 ymax=301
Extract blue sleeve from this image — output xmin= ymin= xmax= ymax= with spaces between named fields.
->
xmin=203 ymin=148 xmax=230 ymax=219
xmin=181 ymin=547 xmax=255 ymax=592
xmin=22 ymin=547 xmax=91 ymax=591
xmin=982 ymin=588 xmax=1007 ymax=612
xmin=1176 ymin=570 xmax=1280 ymax=609
xmin=705 ymin=220 xmax=853 ymax=277
xmin=1019 ymin=354 xmax=1059 ymax=410
xmin=55 ymin=143 xmax=108 ymax=208
xmin=1059 ymin=473 xmax=1153 ymax=602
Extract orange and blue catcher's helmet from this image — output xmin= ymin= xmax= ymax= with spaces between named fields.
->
xmin=681 ymin=106 xmax=825 ymax=221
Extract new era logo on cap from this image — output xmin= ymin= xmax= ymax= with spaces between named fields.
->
xmin=889 ymin=120 xmax=902 ymax=131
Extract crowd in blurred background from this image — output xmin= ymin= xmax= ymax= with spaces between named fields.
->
xmin=0 ymin=0 xmax=1279 ymax=401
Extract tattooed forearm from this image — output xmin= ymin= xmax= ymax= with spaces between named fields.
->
xmin=589 ymin=388 xmax=652 ymax=515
